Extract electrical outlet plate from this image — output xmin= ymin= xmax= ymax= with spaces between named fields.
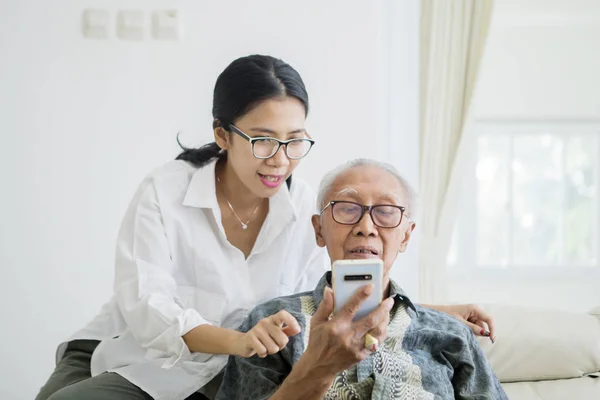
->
xmin=151 ymin=10 xmax=182 ymax=40
xmin=117 ymin=10 xmax=144 ymax=41
xmin=82 ymin=9 xmax=109 ymax=39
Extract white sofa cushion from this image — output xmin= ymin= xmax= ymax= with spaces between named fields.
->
xmin=476 ymin=304 xmax=600 ymax=382
xmin=502 ymin=375 xmax=600 ymax=400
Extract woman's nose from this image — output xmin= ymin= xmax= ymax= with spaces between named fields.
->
xmin=267 ymin=145 xmax=290 ymax=167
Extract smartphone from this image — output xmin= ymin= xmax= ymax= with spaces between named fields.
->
xmin=332 ymin=259 xmax=384 ymax=321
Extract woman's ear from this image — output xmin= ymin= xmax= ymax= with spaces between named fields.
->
xmin=214 ymin=126 xmax=230 ymax=151
xmin=311 ymin=214 xmax=327 ymax=248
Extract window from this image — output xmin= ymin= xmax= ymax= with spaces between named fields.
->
xmin=449 ymin=121 xmax=600 ymax=271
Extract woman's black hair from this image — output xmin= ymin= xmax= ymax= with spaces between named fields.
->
xmin=176 ymin=55 xmax=309 ymax=189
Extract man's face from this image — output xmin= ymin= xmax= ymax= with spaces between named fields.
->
xmin=312 ymin=165 xmax=416 ymax=284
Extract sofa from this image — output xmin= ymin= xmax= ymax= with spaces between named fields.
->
xmin=478 ymin=304 xmax=600 ymax=399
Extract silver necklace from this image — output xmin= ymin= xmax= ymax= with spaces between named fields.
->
xmin=216 ymin=176 xmax=260 ymax=230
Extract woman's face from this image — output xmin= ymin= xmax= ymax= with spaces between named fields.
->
xmin=216 ymin=96 xmax=307 ymax=198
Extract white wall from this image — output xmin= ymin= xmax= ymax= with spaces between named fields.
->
xmin=475 ymin=26 xmax=600 ymax=119
xmin=448 ymin=0 xmax=600 ymax=312
xmin=0 ymin=1 xmax=419 ymax=398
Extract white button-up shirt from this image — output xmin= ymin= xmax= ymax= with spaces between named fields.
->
xmin=57 ymin=160 xmax=328 ymax=400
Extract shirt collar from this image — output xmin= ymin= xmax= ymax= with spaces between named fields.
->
xmin=182 ymin=159 xmax=219 ymax=209
xmin=312 ymin=271 xmax=418 ymax=315
xmin=181 ymin=159 xmax=297 ymax=215
xmin=180 ymin=159 xmax=297 ymax=254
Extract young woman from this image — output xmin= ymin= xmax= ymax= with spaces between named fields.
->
xmin=36 ymin=55 xmax=495 ymax=400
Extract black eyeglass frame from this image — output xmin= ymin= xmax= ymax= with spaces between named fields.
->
xmin=229 ymin=124 xmax=315 ymax=160
xmin=320 ymin=200 xmax=407 ymax=228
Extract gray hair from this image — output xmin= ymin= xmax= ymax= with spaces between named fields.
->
xmin=316 ymin=158 xmax=417 ymax=218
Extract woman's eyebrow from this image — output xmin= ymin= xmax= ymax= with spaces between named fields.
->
xmin=249 ymin=127 xmax=306 ymax=136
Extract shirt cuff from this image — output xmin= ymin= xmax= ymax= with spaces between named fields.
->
xmin=146 ymin=308 xmax=208 ymax=369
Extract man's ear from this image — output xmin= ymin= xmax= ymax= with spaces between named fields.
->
xmin=214 ymin=126 xmax=230 ymax=150
xmin=398 ymin=221 xmax=416 ymax=252
xmin=311 ymin=214 xmax=327 ymax=248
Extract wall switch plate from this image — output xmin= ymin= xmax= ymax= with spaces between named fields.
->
xmin=82 ymin=9 xmax=109 ymax=39
xmin=151 ymin=10 xmax=182 ymax=40
xmin=116 ymin=10 xmax=144 ymax=41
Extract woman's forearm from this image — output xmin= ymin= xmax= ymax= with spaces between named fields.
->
xmin=183 ymin=324 xmax=243 ymax=355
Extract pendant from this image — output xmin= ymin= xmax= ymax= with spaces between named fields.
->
xmin=242 ymin=223 xmax=248 ymax=230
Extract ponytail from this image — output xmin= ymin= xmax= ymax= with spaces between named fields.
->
xmin=175 ymin=133 xmax=225 ymax=168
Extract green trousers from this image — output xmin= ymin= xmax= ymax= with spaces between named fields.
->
xmin=35 ymin=340 xmax=209 ymax=400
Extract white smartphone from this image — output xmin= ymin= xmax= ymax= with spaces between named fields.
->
xmin=332 ymin=259 xmax=384 ymax=321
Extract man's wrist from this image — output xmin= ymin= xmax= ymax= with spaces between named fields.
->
xmin=289 ymin=354 xmax=335 ymax=389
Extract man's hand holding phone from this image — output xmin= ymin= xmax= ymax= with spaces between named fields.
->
xmin=294 ymin=285 xmax=394 ymax=385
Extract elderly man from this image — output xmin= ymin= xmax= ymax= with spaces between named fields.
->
xmin=215 ymin=159 xmax=507 ymax=400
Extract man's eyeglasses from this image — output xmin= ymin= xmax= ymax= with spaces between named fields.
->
xmin=320 ymin=201 xmax=406 ymax=228
xmin=229 ymin=124 xmax=315 ymax=160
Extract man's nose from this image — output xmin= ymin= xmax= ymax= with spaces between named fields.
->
xmin=353 ymin=210 xmax=378 ymax=237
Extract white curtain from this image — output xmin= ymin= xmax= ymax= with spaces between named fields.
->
xmin=418 ymin=0 xmax=494 ymax=303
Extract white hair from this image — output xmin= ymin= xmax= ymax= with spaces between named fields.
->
xmin=316 ymin=158 xmax=418 ymax=218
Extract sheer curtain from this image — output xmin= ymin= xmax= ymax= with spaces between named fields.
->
xmin=418 ymin=0 xmax=494 ymax=303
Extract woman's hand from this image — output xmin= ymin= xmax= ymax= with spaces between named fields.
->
xmin=233 ymin=310 xmax=302 ymax=357
xmin=437 ymin=304 xmax=495 ymax=342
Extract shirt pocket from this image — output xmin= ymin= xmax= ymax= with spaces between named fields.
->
xmin=176 ymin=286 xmax=227 ymax=325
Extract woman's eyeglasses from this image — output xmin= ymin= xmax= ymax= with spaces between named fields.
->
xmin=229 ymin=124 xmax=315 ymax=160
